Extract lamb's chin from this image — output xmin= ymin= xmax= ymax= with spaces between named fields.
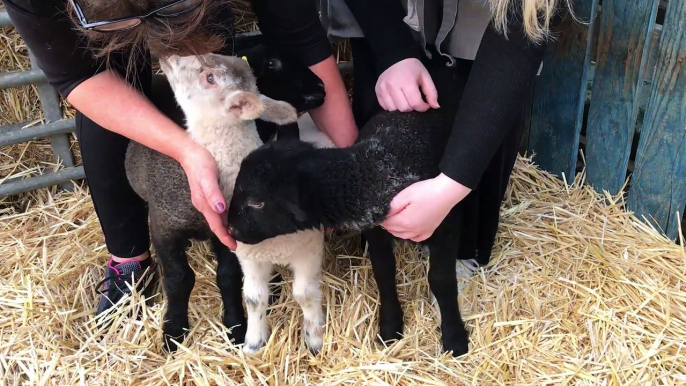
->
xmin=234 ymin=228 xmax=325 ymax=263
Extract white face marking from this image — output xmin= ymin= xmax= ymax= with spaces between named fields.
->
xmin=158 ymin=54 xmax=257 ymax=125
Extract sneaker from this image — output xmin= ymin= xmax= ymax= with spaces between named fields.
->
xmin=95 ymin=255 xmax=158 ymax=321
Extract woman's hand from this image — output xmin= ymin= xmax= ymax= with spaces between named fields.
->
xmin=177 ymin=144 xmax=237 ymax=250
xmin=381 ymin=173 xmax=471 ymax=242
xmin=376 ymin=58 xmax=440 ymax=113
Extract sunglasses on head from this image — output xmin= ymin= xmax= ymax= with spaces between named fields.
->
xmin=69 ymin=0 xmax=203 ymax=32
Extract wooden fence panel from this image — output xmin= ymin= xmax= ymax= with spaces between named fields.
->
xmin=584 ymin=0 xmax=660 ymax=195
xmin=627 ymin=0 xmax=686 ymax=240
xmin=526 ymin=0 xmax=599 ymax=181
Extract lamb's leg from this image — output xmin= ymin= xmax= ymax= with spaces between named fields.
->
xmin=364 ymin=226 xmax=404 ymax=343
xmin=237 ymin=258 xmax=272 ymax=354
xmin=289 ymin=253 xmax=325 ymax=354
xmin=209 ymin=237 xmax=247 ymax=345
xmin=425 ymin=230 xmax=469 ymax=357
xmin=152 ymin=229 xmax=194 ymax=352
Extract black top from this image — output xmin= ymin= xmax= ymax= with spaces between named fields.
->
xmin=343 ymin=0 xmax=564 ymax=189
xmin=3 ymin=0 xmax=332 ymax=98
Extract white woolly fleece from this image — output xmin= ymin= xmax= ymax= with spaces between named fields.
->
xmin=235 ymin=228 xmax=325 ymax=264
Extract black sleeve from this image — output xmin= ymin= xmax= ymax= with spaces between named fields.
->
xmin=4 ymin=0 xmax=105 ymax=100
xmin=343 ymin=0 xmax=422 ymax=73
xmin=438 ymin=4 xmax=566 ymax=189
xmin=250 ymin=0 xmax=333 ymax=67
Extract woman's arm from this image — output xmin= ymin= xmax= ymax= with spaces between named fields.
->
xmin=66 ymin=71 xmax=235 ymax=249
xmin=308 ymin=57 xmax=358 ymax=147
xmin=67 ymin=71 xmax=193 ymax=164
xmin=438 ymin=2 xmax=566 ymax=190
xmin=251 ymin=0 xmax=359 ymax=147
xmin=5 ymin=1 xmax=236 ymax=248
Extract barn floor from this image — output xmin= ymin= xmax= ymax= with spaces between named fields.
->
xmin=1 ymin=154 xmax=684 ymax=385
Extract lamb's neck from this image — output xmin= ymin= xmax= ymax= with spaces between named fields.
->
xmin=186 ymin=119 xmax=262 ymax=194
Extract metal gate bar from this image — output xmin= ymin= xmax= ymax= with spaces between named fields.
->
xmin=1 ymin=9 xmax=80 ymax=197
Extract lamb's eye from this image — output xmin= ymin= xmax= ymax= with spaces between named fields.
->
xmin=206 ymin=73 xmax=215 ymax=84
xmin=267 ymin=58 xmax=279 ymax=69
xmin=247 ymin=201 xmax=264 ymax=209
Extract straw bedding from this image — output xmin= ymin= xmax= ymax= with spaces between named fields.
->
xmin=2 ymin=2 xmax=686 ymax=385
xmin=1 ymin=153 xmax=684 ymax=385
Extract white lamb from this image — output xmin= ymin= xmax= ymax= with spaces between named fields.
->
xmin=151 ymin=53 xmax=330 ymax=354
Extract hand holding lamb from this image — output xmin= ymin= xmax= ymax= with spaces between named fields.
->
xmin=381 ymin=173 xmax=471 ymax=242
xmin=176 ymin=144 xmax=236 ymax=249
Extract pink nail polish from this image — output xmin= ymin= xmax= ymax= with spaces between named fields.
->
xmin=215 ymin=202 xmax=225 ymax=213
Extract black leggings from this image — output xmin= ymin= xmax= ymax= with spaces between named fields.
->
xmin=75 ymin=68 xmax=184 ymax=258
xmin=348 ymin=38 xmax=523 ymax=264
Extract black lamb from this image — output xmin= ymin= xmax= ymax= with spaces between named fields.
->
xmin=227 ymin=53 xmax=477 ymax=356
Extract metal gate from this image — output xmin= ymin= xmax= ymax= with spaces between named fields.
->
xmin=1 ymin=10 xmax=82 ymax=198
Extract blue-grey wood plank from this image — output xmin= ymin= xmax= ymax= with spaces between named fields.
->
xmin=584 ymin=0 xmax=660 ymax=195
xmin=526 ymin=0 xmax=600 ymax=181
xmin=627 ymin=0 xmax=686 ymax=240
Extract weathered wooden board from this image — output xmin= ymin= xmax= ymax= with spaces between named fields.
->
xmin=526 ymin=0 xmax=600 ymax=181
xmin=584 ymin=0 xmax=660 ymax=195
xmin=627 ymin=0 xmax=686 ymax=240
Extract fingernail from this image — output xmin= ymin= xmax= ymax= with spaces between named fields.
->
xmin=215 ymin=202 xmax=225 ymax=213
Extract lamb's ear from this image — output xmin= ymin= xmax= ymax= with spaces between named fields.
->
xmin=258 ymin=95 xmax=298 ymax=125
xmin=284 ymin=200 xmax=309 ymax=223
xmin=226 ymin=91 xmax=264 ymax=120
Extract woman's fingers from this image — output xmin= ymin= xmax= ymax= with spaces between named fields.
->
xmin=377 ymin=84 xmax=397 ymax=111
xmin=179 ymin=145 xmax=236 ymax=250
xmin=204 ymin=208 xmax=237 ymax=249
xmin=418 ymin=71 xmax=440 ymax=109
xmin=197 ymin=171 xmax=226 ymax=214
xmin=401 ymin=84 xmax=430 ymax=112
xmin=389 ymin=86 xmax=412 ymax=112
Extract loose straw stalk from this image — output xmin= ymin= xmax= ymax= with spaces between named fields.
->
xmin=1 ymin=154 xmax=685 ymax=385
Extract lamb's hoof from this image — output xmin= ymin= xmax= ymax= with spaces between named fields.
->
xmin=222 ymin=316 xmax=247 ymax=345
xmin=242 ymin=338 xmax=267 ymax=355
xmin=442 ymin=331 xmax=470 ymax=357
xmin=163 ymin=330 xmax=188 ymax=353
xmin=242 ymin=327 xmax=270 ymax=355
xmin=304 ymin=328 xmax=323 ymax=355
xmin=378 ymin=318 xmax=404 ymax=344
xmin=163 ymin=321 xmax=189 ymax=353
